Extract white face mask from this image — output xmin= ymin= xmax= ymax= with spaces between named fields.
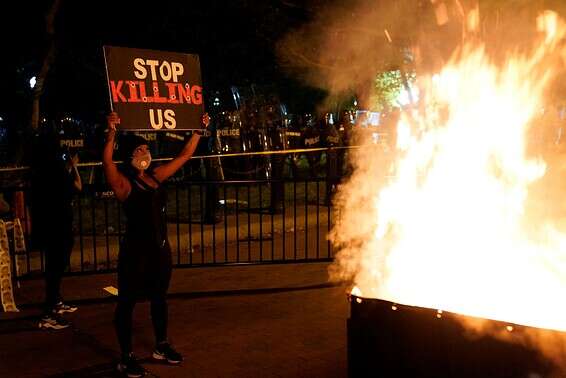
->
xmin=131 ymin=152 xmax=152 ymax=170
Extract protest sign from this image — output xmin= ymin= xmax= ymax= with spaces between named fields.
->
xmin=104 ymin=46 xmax=204 ymax=131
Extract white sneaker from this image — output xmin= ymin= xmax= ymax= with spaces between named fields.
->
xmin=38 ymin=314 xmax=70 ymax=330
xmin=152 ymin=342 xmax=183 ymax=364
xmin=55 ymin=301 xmax=78 ymax=314
xmin=117 ymin=353 xmax=145 ymax=377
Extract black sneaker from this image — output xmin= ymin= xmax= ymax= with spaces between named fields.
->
xmin=38 ymin=313 xmax=70 ymax=330
xmin=117 ymin=353 xmax=145 ymax=377
xmin=55 ymin=301 xmax=78 ymax=314
xmin=152 ymin=342 xmax=183 ymax=364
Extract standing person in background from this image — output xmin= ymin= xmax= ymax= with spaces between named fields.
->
xmin=31 ymin=131 xmax=82 ymax=330
xmin=264 ymin=102 xmax=285 ymax=213
xmin=202 ymin=122 xmax=223 ymax=224
xmin=303 ymin=113 xmax=321 ymax=178
xmin=321 ymin=113 xmax=342 ymax=206
xmin=103 ymin=111 xmax=209 ymax=378
xmin=337 ymin=110 xmax=354 ymax=178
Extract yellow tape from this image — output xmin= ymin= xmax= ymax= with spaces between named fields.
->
xmin=0 ymin=145 xmax=364 ymax=171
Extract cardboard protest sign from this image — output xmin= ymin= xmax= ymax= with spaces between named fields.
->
xmin=103 ymin=46 xmax=204 ymax=131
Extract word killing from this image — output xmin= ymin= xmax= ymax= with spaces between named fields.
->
xmin=110 ymin=80 xmax=202 ymax=105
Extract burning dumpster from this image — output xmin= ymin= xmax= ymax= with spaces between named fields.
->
xmin=327 ymin=9 xmax=566 ymax=378
xmin=348 ymin=294 xmax=560 ymax=377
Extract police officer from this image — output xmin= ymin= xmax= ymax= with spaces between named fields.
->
xmin=321 ymin=113 xmax=342 ymax=205
xmin=303 ymin=113 xmax=321 ymax=179
xmin=31 ymin=127 xmax=82 ymax=330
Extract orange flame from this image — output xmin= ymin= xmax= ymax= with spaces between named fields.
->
xmin=332 ymin=11 xmax=566 ymax=332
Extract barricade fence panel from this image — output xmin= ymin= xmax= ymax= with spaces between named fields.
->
xmin=0 ymin=149 xmax=350 ymax=278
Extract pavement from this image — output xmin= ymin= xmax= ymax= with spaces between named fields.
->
xmin=0 ymin=262 xmax=349 ymax=378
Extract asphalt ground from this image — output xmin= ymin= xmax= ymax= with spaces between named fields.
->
xmin=0 ymin=262 xmax=349 ymax=378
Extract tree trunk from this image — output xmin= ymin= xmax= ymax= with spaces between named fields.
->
xmin=30 ymin=0 xmax=62 ymax=130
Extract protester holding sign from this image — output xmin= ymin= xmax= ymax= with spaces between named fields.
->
xmin=103 ymin=111 xmax=209 ymax=377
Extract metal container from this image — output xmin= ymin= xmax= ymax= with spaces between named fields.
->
xmin=348 ymin=295 xmax=559 ymax=377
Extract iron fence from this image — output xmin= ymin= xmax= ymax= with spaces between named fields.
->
xmin=2 ymin=148 xmax=351 ymax=278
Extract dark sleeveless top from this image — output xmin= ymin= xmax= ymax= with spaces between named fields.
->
xmin=118 ymin=172 xmax=172 ymax=299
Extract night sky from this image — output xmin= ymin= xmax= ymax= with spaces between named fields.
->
xmin=3 ymin=0 xmax=324 ymax=126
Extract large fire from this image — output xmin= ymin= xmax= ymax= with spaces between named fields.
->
xmin=331 ymin=11 xmax=566 ymax=332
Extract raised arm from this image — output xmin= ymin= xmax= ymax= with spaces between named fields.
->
xmin=102 ymin=112 xmax=131 ymax=202
xmin=153 ymin=113 xmax=210 ymax=183
xmin=70 ymin=154 xmax=82 ymax=192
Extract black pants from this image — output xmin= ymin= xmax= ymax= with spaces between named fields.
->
xmin=115 ymin=246 xmax=172 ymax=356
xmin=325 ymin=150 xmax=339 ymax=205
xmin=43 ymin=230 xmax=74 ymax=313
xmin=269 ymin=155 xmax=285 ymax=213
xmin=114 ymin=295 xmax=168 ymax=356
xmin=203 ymin=157 xmax=221 ymax=223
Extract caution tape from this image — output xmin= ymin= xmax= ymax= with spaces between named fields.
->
xmin=0 ymin=145 xmax=365 ymax=172
xmin=0 ymin=220 xmax=18 ymax=312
